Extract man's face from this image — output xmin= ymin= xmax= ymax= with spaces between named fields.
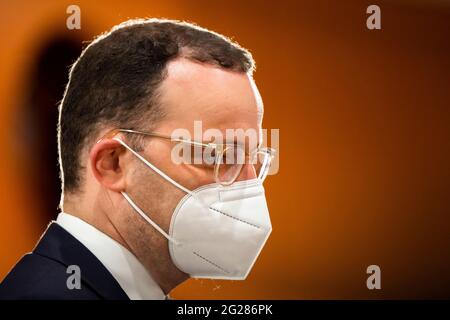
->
xmin=119 ymin=58 xmax=263 ymax=269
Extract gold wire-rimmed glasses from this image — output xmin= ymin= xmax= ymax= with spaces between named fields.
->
xmin=101 ymin=128 xmax=275 ymax=186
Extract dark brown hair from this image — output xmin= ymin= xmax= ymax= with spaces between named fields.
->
xmin=58 ymin=18 xmax=255 ymax=193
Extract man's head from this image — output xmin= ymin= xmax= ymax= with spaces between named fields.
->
xmin=57 ymin=18 xmax=263 ymax=291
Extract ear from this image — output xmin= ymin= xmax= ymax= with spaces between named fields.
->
xmin=89 ymin=138 xmax=129 ymax=192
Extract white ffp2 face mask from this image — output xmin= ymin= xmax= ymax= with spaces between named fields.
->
xmin=115 ymin=137 xmax=272 ymax=280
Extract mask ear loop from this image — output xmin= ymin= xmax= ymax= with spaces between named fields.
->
xmin=113 ymin=136 xmax=218 ymax=208
xmin=114 ymin=136 xmax=223 ymax=248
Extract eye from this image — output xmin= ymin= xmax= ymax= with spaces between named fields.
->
xmin=196 ymin=145 xmax=216 ymax=167
xmin=203 ymin=152 xmax=216 ymax=165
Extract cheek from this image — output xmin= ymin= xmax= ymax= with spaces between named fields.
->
xmin=189 ymin=168 xmax=215 ymax=188
xmin=129 ymin=159 xmax=167 ymax=199
xmin=170 ymin=164 xmax=216 ymax=191
xmin=128 ymin=160 xmax=186 ymax=227
xmin=140 ymin=137 xmax=217 ymax=191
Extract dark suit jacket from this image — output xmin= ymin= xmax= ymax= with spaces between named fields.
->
xmin=0 ymin=222 xmax=129 ymax=300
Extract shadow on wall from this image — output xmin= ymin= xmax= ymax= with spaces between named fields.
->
xmin=14 ymin=36 xmax=83 ymax=224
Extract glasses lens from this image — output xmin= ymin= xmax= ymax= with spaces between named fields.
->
xmin=215 ymin=145 xmax=245 ymax=185
xmin=215 ymin=146 xmax=276 ymax=185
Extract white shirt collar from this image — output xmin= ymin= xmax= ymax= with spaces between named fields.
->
xmin=56 ymin=212 xmax=166 ymax=300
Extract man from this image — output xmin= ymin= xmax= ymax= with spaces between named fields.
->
xmin=0 ymin=18 xmax=274 ymax=299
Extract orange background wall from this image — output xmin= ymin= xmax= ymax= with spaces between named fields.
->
xmin=0 ymin=0 xmax=449 ymax=299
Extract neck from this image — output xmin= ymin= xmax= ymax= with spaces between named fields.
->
xmin=143 ymin=252 xmax=189 ymax=294
xmin=62 ymin=195 xmax=189 ymax=295
xmin=63 ymin=197 xmax=131 ymax=250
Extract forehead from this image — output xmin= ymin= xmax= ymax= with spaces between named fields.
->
xmin=157 ymin=58 xmax=263 ymax=133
